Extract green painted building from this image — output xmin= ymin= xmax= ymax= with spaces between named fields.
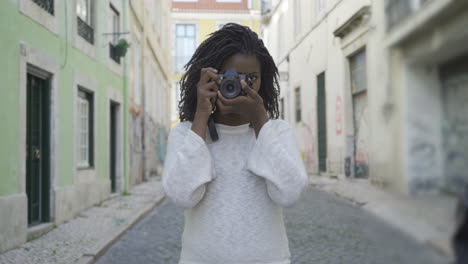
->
xmin=0 ymin=0 xmax=130 ymax=253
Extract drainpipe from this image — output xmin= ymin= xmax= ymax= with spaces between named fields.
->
xmin=122 ymin=0 xmax=129 ymax=192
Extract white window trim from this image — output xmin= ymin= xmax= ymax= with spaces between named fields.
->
xmin=73 ymin=70 xmax=98 ymax=183
xmin=19 ymin=0 xmax=59 ymax=35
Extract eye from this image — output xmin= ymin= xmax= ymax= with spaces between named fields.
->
xmin=248 ymin=75 xmax=258 ymax=82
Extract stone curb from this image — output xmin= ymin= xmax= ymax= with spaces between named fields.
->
xmin=77 ymin=194 xmax=166 ymax=264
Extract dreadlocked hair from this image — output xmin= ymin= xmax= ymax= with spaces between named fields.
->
xmin=178 ymin=23 xmax=280 ymax=122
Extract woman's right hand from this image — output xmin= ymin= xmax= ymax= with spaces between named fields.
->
xmin=191 ymin=67 xmax=220 ymax=141
xmin=196 ymin=67 xmax=220 ymax=115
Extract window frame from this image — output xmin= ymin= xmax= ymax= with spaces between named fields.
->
xmin=349 ymin=48 xmax=367 ymax=96
xmin=174 ymin=23 xmax=198 ymax=73
xmin=76 ymin=0 xmax=94 ymax=44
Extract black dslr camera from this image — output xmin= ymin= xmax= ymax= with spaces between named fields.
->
xmin=218 ymin=70 xmax=254 ymax=99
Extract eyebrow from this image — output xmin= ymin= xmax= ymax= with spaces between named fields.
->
xmin=240 ymin=72 xmax=259 ymax=75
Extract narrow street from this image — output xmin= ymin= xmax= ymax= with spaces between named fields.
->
xmin=95 ymin=185 xmax=449 ymax=264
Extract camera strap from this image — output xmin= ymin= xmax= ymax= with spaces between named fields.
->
xmin=208 ymin=115 xmax=219 ymax=142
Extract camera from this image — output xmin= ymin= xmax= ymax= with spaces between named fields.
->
xmin=218 ymin=70 xmax=254 ymax=99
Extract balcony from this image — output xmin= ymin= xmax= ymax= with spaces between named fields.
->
xmin=109 ymin=43 xmax=120 ymax=64
xmin=31 ymin=0 xmax=54 ymax=15
xmin=385 ymin=0 xmax=432 ymax=31
xmin=77 ymin=17 xmax=94 ymax=44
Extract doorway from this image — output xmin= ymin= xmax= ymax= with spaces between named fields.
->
xmin=26 ymin=71 xmax=51 ymax=226
xmin=317 ymin=72 xmax=327 ymax=173
xmin=109 ymin=102 xmax=119 ymax=193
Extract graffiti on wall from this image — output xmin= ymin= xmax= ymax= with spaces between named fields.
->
xmin=130 ymin=112 xmax=168 ymax=185
xmin=353 ymin=92 xmax=369 ymax=178
xmin=442 ymin=72 xmax=468 ymax=194
xmin=408 ymin=119 xmax=439 ymax=192
xmin=335 ymin=95 xmax=343 ymax=135
xmin=302 ymin=115 xmax=315 ymax=171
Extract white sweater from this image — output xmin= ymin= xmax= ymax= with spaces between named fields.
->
xmin=162 ymin=119 xmax=308 ymax=264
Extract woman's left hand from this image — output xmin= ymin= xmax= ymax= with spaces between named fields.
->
xmin=216 ymin=80 xmax=269 ymax=136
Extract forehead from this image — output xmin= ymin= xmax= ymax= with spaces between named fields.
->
xmin=220 ymin=54 xmax=260 ymax=74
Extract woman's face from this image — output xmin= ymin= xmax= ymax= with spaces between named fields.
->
xmin=220 ymin=54 xmax=261 ymax=93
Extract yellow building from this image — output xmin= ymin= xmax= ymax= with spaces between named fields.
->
xmin=170 ymin=0 xmax=262 ymax=127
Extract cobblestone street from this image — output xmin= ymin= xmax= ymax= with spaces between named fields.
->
xmin=95 ymin=185 xmax=450 ymax=264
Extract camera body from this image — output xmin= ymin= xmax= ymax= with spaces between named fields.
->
xmin=218 ymin=70 xmax=253 ymax=99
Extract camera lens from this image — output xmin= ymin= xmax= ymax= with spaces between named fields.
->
xmin=220 ymin=79 xmax=241 ymax=99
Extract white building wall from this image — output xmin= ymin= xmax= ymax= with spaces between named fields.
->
xmin=263 ymin=0 xmax=468 ymax=195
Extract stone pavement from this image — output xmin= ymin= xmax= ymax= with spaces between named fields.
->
xmin=95 ymin=184 xmax=450 ymax=264
xmin=0 ymin=177 xmax=165 ymax=264
xmin=309 ymin=175 xmax=457 ymax=260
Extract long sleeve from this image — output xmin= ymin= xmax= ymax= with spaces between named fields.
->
xmin=247 ymin=120 xmax=308 ymax=207
xmin=162 ymin=122 xmax=215 ymax=209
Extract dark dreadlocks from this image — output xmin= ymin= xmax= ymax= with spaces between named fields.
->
xmin=178 ymin=23 xmax=280 ymax=121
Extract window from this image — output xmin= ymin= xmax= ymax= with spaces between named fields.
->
xmin=349 ymin=49 xmax=367 ymax=94
xmin=77 ymin=89 xmax=94 ymax=168
xmin=109 ymin=5 xmax=121 ymax=63
xmin=111 ymin=5 xmax=120 ymax=45
xmin=316 ymin=0 xmax=325 ymax=14
xmin=77 ymin=0 xmax=94 ymax=44
xmin=31 ymin=0 xmax=54 ymax=15
xmin=175 ymin=24 xmax=197 ymax=72
xmin=294 ymin=0 xmax=301 ymax=37
xmin=295 ymin=87 xmax=301 ymax=122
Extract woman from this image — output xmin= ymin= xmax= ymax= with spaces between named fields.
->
xmin=162 ymin=23 xmax=308 ymax=264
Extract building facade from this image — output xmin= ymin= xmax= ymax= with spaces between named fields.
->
xmin=170 ymin=0 xmax=262 ymax=125
xmin=261 ymin=0 xmax=468 ymax=195
xmin=0 ymin=0 xmax=131 ymax=253
xmin=128 ymin=0 xmax=172 ymax=185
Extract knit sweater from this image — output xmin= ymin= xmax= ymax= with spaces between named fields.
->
xmin=162 ymin=119 xmax=308 ymax=264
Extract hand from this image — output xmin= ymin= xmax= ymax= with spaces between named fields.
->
xmin=196 ymin=67 xmax=220 ymax=116
xmin=216 ymin=80 xmax=269 ymax=136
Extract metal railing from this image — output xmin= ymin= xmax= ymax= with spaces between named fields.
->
xmin=77 ymin=17 xmax=94 ymax=44
xmin=31 ymin=0 xmax=54 ymax=15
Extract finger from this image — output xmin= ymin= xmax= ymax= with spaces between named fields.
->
xmin=201 ymin=82 xmax=219 ymax=93
xmin=241 ymin=80 xmax=261 ymax=101
xmin=199 ymin=67 xmax=218 ymax=84
xmin=217 ymin=91 xmax=230 ymax=105
xmin=202 ymin=90 xmax=217 ymax=99
xmin=206 ymin=71 xmax=220 ymax=84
